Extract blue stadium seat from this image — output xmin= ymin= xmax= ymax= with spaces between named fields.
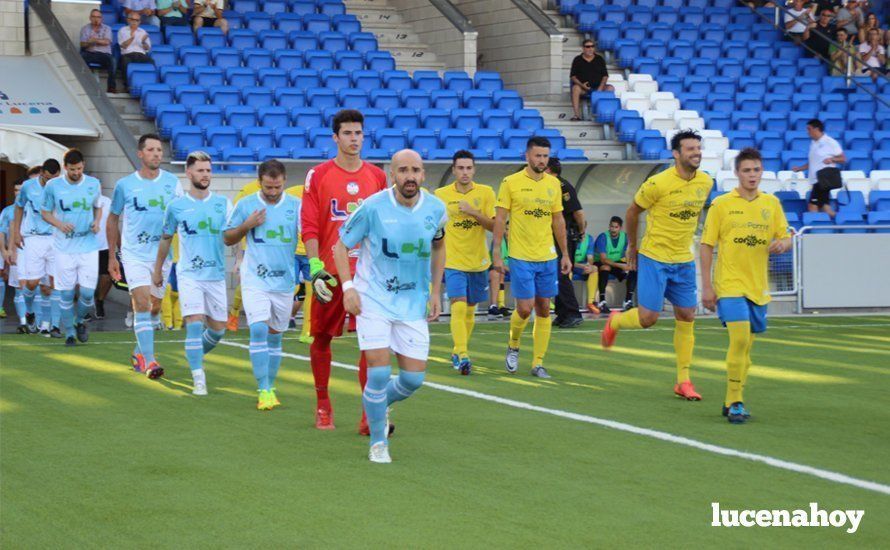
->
xmin=290 ymin=68 xmax=320 ymax=89
xmin=388 ymin=108 xmax=420 ymax=132
xmin=352 ymin=70 xmax=381 ymax=90
xmin=846 ymin=131 xmax=874 ymax=152
xmin=303 ymin=14 xmax=332 ymax=34
xmin=482 ymin=109 xmax=511 ymax=132
xmin=439 ymin=129 xmax=471 ymax=150
xmin=335 ymin=51 xmax=363 ymax=72
xmin=451 ymin=109 xmax=482 ymax=132
xmin=595 ymin=97 xmax=620 ymax=123
xmin=845 ymin=151 xmax=873 ymax=173
xmin=869 ymin=191 xmax=890 ymax=211
xmin=463 ymin=90 xmax=493 ymax=111
xmin=339 ymin=88 xmax=370 ymax=109
xmin=172 ymin=125 xmax=204 ymax=160
xmin=288 ymin=30 xmax=317 ymax=51
xmin=725 ymin=130 xmax=755 ymax=149
xmin=228 ymin=29 xmax=258 ymax=50
xmin=242 ymin=86 xmax=273 ymax=108
xmin=275 ymin=13 xmax=303 ymax=34
xmin=401 ymin=89 xmax=431 ymax=110
xmin=225 ymin=67 xmax=256 ymax=89
xmin=362 ymin=148 xmax=390 ymax=160
xmin=190 ymin=105 xmax=224 ymax=128
xmin=305 ymin=50 xmax=335 ymax=71
xmin=615 ymin=110 xmax=645 ymax=142
xmin=209 ymin=85 xmax=241 ymax=108
xmin=474 ymin=71 xmax=503 ymax=92
xmin=175 ymin=84 xmax=208 ymax=109
xmin=225 ymin=105 xmax=258 ymax=130
xmin=245 ymin=12 xmax=274 ymax=32
xmin=257 ymin=147 xmax=289 ymax=161
xmin=408 ymin=129 xmax=438 ymax=156
xmin=241 ymin=126 xmax=274 ymax=151
xmin=717 ymin=59 xmax=743 ymax=79
xmin=275 ymin=127 xmax=307 ymax=150
xmin=193 ymin=67 xmax=224 ymax=88
xmin=222 ymin=148 xmax=257 ymax=173
xmin=291 ymin=147 xmax=325 ymax=159
xmin=258 ymin=68 xmax=288 ymax=89
xmin=835 ymin=211 xmax=866 ymax=233
xmin=781 ymin=151 xmax=806 ymax=171
xmin=290 ymin=107 xmax=322 ymax=128
xmin=151 ymin=45 xmax=176 ymax=67
xmin=349 ymin=32 xmax=378 ymax=54
xmin=287 ymin=0 xmax=315 ymax=16
xmin=233 ymin=0 xmax=258 ymax=11
xmin=629 ymin=6 xmax=654 ymax=25
xmin=431 ymin=90 xmax=460 ymax=110
xmin=320 ymin=69 xmax=351 ymax=91
xmin=493 ymin=149 xmax=524 ymax=161
xmin=375 ymin=128 xmax=407 ymax=154
xmin=306 ymin=87 xmax=337 ymax=109
xmin=784 ymin=131 xmax=810 ymax=152
xmin=370 ymin=89 xmax=400 ymax=110
xmin=366 ymin=51 xmax=396 ymax=72
xmin=470 ymin=128 xmax=501 ymax=154
xmin=837 ymin=190 xmax=867 ymax=214
xmin=419 ymin=108 xmax=450 ymax=132
xmin=760 ymin=112 xmax=787 ymax=132
xmin=166 ymin=26 xmax=196 ymax=49
xmin=321 ymin=106 xmax=342 ymax=126
xmin=868 ymin=211 xmax=890 ymax=232
xmin=309 ymin=127 xmax=335 ymax=153
xmin=243 ymin=48 xmax=273 ymax=70
xmin=636 ymin=130 xmax=667 ymax=160
xmin=362 ymin=108 xmax=387 ymax=137
xmin=333 ymin=14 xmax=361 ymax=35
xmin=211 ymin=47 xmax=241 ymax=69
xmin=261 ymin=0 xmax=287 ymax=15
xmin=159 ymin=65 xmax=191 ymax=88
xmin=513 ymin=109 xmax=544 ymax=133
xmin=537 ymin=129 xmax=566 ymax=152
xmin=382 ymin=70 xmax=412 ymax=92
xmin=493 ymin=90 xmax=522 ymax=111
xmin=654 ymin=6 xmax=678 ymax=25
xmin=732 ymin=112 xmax=759 ymax=132
xmin=318 ymin=31 xmax=347 ymax=52
xmin=257 ymin=106 xmax=288 ymax=128
xmin=318 ymin=0 xmax=345 ymax=16
xmin=156 ymin=105 xmax=189 ymax=139
xmin=127 ymin=64 xmax=157 ymax=97
xmin=444 ymin=71 xmax=474 ymax=93
xmin=756 ymin=131 xmax=783 ymax=153
xmin=764 ymin=93 xmax=793 ymax=113
xmin=413 ymin=70 xmax=442 ymax=92
xmin=259 ymin=30 xmax=287 ymax=51
xmin=502 ymin=128 xmax=532 ymax=151
xmin=207 ymin=126 xmax=239 ymax=150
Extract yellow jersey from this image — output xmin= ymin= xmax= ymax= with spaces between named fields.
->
xmin=285 ymin=184 xmax=306 ymax=255
xmin=496 ymin=169 xmax=563 ymax=262
xmin=701 ymin=189 xmax=790 ymax=306
xmin=434 ymin=181 xmax=496 ymax=272
xmin=633 ymin=166 xmax=713 ymax=264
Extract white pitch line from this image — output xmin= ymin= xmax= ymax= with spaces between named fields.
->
xmin=218 ymin=339 xmax=890 ymax=496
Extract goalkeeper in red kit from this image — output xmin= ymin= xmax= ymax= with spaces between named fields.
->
xmin=300 ymin=109 xmax=388 ymax=432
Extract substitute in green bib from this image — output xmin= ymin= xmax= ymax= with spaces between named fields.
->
xmin=589 ymin=216 xmax=637 ymax=314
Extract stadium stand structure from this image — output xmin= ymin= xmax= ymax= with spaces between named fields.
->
xmin=96 ymin=0 xmax=604 ymax=168
xmin=545 ymin=0 xmax=890 ymax=232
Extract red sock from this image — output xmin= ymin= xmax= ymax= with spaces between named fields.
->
xmin=310 ymin=334 xmax=332 ymax=410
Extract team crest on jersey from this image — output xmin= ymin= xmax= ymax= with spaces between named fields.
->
xmin=424 ymin=215 xmax=436 ymax=231
xmin=214 ymin=201 xmax=225 ymax=213
xmin=346 ymin=182 xmax=360 ymax=196
xmin=761 ymin=208 xmax=771 ymax=221
xmin=285 ymin=208 xmax=296 ymax=221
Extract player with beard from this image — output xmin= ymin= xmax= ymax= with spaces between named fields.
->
xmin=601 ymin=130 xmax=713 ymax=401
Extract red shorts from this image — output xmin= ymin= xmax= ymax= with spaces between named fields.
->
xmin=310 ymin=276 xmax=356 ymax=337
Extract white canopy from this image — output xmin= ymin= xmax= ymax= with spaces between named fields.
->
xmin=0 ymin=126 xmax=69 ymax=168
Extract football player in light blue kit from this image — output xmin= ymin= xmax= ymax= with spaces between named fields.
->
xmin=153 ymin=151 xmax=232 ymax=396
xmin=334 ymin=149 xmax=446 ymax=464
xmin=0 ymin=179 xmax=26 ymax=322
xmin=40 ymin=149 xmax=103 ymax=347
xmin=224 ymin=160 xmax=300 ymax=411
xmin=108 ymin=134 xmax=183 ymax=379
xmin=10 ymin=160 xmax=61 ymax=334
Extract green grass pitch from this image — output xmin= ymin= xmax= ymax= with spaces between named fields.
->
xmin=2 ymin=315 xmax=889 ymax=547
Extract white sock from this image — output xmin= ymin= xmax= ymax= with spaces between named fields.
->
xmin=192 ymin=368 xmax=206 ymax=385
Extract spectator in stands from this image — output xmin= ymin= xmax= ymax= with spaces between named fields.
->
xmin=118 ymin=13 xmax=154 ymax=90
xmin=859 ymin=27 xmax=887 ymax=80
xmin=812 ymin=0 xmax=841 ymax=14
xmin=835 ymin=0 xmax=863 ymax=40
xmin=785 ymin=0 xmax=816 ymax=41
xmin=859 ymin=12 xmax=883 ymax=44
xmin=569 ymin=39 xmax=613 ymax=122
xmin=792 ymin=119 xmax=846 ymax=217
xmin=79 ymin=9 xmax=116 ymax=94
xmin=806 ymin=9 xmax=837 ymax=60
xmin=192 ymin=0 xmax=229 ymax=35
xmin=743 ymin=1 xmax=776 ymax=7
xmin=830 ymin=28 xmax=857 ymax=75
xmin=124 ymin=0 xmax=161 ymax=28
xmin=156 ymin=0 xmax=190 ymax=28
xmin=546 ymin=158 xmax=586 ymax=328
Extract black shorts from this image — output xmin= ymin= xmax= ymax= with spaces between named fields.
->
xmin=99 ymin=249 xmax=109 ymax=275
xmin=809 ymin=167 xmax=842 ymax=206
xmin=595 ymin=262 xmax=631 ymax=281
xmin=193 ymin=15 xmax=217 ymax=26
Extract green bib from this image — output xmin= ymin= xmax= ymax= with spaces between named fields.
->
xmin=605 ymin=232 xmax=627 ymax=263
xmin=574 ymin=235 xmax=592 ymax=263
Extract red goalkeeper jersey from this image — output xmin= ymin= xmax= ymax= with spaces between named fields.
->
xmin=301 ymin=159 xmax=388 ymax=273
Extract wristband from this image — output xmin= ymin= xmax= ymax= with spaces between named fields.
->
xmin=341 ymin=280 xmax=354 ymax=292
xmin=308 ymin=257 xmax=325 ymax=277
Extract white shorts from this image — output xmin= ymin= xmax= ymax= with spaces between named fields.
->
xmin=20 ymin=236 xmax=55 ymax=281
xmin=54 ymin=250 xmax=99 ymax=291
xmin=178 ymin=277 xmax=228 ymax=322
xmin=242 ymin=287 xmax=293 ymax=332
xmin=6 ymin=264 xmax=19 ymax=287
xmin=122 ymin=253 xmax=171 ymax=299
xmin=356 ymin=311 xmax=430 ymax=361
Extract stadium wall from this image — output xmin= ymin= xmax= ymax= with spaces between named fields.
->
xmin=386 ymin=0 xmax=477 ymax=74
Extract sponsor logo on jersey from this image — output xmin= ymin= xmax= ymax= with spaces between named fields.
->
xmin=669 ymin=209 xmax=699 ymax=221
xmin=733 ymin=235 xmax=768 ymax=247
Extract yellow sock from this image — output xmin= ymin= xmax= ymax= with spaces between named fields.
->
xmin=612 ymin=307 xmax=642 ymax=330
xmin=497 ymin=288 xmax=505 ymax=308
xmin=508 ymin=309 xmax=529 ymax=348
xmin=465 ymin=304 xmax=477 ymax=342
xmin=741 ymin=333 xmax=755 ymax=395
xmin=301 ymin=284 xmax=313 ymax=337
xmin=230 ymin=284 xmax=243 ymax=317
xmin=161 ymin=285 xmax=173 ymax=328
xmin=674 ymin=320 xmax=695 ymax=384
xmin=532 ymin=314 xmax=552 ymax=366
xmin=725 ymin=321 xmax=751 ymax=406
xmin=586 ymin=272 xmax=598 ymax=305
xmin=450 ymin=301 xmax=468 ymax=356
xmin=171 ymin=291 xmax=182 ymax=329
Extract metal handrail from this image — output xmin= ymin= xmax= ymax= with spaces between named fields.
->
xmin=28 ymin=0 xmax=140 ymax=168
xmin=428 ymin=0 xmax=475 ymax=34
xmin=750 ymin=3 xmax=890 ymax=109
xmin=510 ymin=0 xmax=562 ymax=36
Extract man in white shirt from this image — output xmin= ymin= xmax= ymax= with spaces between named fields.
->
xmin=192 ymin=0 xmax=229 ymax=34
xmin=858 ymin=28 xmax=887 ymax=81
xmin=93 ymin=194 xmax=113 ymax=320
xmin=785 ymin=0 xmax=815 ymax=41
xmin=792 ymin=119 xmax=847 ymax=216
xmin=118 ymin=14 xmax=153 ymax=89
xmin=125 ymin=0 xmax=161 ymax=27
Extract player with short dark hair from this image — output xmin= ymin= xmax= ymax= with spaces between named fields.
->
xmin=434 ymin=150 xmax=496 ymax=375
xmin=301 ymin=109 xmax=388 ymax=431
xmin=588 ymin=216 xmax=637 ymax=313
xmin=601 ymin=130 xmax=713 ymax=401
xmin=701 ymin=147 xmax=791 ymax=423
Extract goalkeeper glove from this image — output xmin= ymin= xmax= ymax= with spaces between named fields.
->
xmin=309 ymin=257 xmax=338 ymax=304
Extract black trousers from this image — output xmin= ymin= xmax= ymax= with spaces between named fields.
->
xmin=120 ymin=53 xmax=154 ymax=86
xmin=554 ymin=239 xmax=582 ymax=322
xmin=81 ymin=50 xmax=116 ymax=90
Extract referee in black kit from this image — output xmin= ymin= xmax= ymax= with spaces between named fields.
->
xmin=546 ymin=158 xmax=586 ymax=328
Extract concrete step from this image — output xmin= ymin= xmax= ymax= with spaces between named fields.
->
xmin=109 ymin=93 xmax=143 ymax=116
xmin=344 ymin=0 xmax=444 ymax=72
xmin=577 ymin=143 xmax=629 ymax=161
xmin=345 ymin=4 xmax=404 ymax=26
xmin=121 ymin=113 xmax=157 ymax=137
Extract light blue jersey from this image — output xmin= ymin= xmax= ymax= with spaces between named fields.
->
xmin=163 ymin=192 xmax=233 ymax=281
xmin=225 ymin=192 xmax=300 ymax=293
xmin=15 ymin=177 xmax=55 ymax=236
xmin=0 ymin=204 xmax=14 ymax=237
xmin=339 ymin=188 xmax=446 ymax=322
xmin=110 ymin=170 xmax=183 ymax=262
xmin=41 ymin=175 xmax=102 ymax=254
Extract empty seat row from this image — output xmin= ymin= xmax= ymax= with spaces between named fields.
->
xmin=163 ymin=27 xmax=374 ymax=52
